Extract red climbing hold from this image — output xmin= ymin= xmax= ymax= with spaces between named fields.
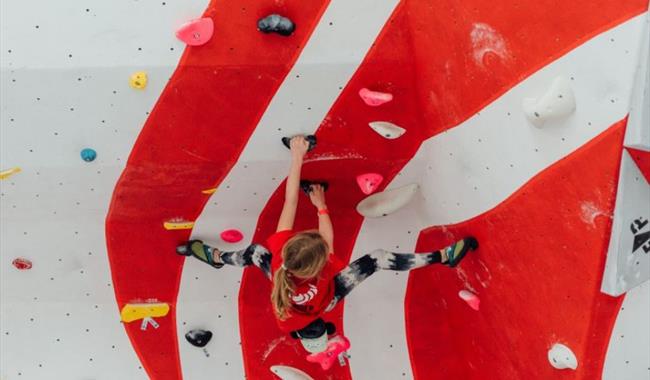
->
xmin=306 ymin=335 xmax=351 ymax=370
xmin=176 ymin=18 xmax=214 ymax=46
xmin=12 ymin=258 xmax=32 ymax=270
xmin=220 ymin=229 xmax=243 ymax=243
xmin=458 ymin=290 xmax=480 ymax=311
xmin=358 ymin=88 xmax=393 ymax=107
xmin=356 ymin=173 xmax=383 ymax=195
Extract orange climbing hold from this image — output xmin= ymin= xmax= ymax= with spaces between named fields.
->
xmin=176 ymin=18 xmax=214 ymax=46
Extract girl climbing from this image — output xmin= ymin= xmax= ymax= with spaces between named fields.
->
xmin=177 ymin=135 xmax=478 ymax=353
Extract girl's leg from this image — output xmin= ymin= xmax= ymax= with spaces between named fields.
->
xmin=220 ymin=244 xmax=272 ymax=279
xmin=179 ymin=240 xmax=272 ymax=279
xmin=325 ymin=237 xmax=477 ymax=311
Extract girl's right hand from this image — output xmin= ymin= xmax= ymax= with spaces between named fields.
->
xmin=290 ymin=135 xmax=310 ymax=159
xmin=309 ymin=184 xmax=327 ymax=209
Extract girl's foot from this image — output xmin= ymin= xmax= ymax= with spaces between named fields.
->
xmin=176 ymin=240 xmax=224 ymax=269
xmin=442 ymin=237 xmax=478 ymax=267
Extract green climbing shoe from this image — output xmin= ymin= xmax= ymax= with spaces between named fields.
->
xmin=444 ymin=237 xmax=478 ymax=268
xmin=176 ymin=240 xmax=224 ymax=269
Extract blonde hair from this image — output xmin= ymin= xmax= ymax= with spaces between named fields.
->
xmin=271 ymin=231 xmax=329 ymax=320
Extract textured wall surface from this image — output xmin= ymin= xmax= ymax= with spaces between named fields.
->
xmin=1 ymin=1 xmax=649 ymax=379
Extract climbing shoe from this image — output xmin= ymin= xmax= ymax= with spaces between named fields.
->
xmin=176 ymin=240 xmax=224 ymax=269
xmin=443 ymin=237 xmax=478 ymax=268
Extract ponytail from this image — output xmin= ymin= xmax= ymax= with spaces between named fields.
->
xmin=271 ymin=267 xmax=294 ymax=320
xmin=271 ymin=231 xmax=329 ymax=320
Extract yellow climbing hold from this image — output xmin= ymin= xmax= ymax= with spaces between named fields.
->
xmin=0 ymin=167 xmax=21 ymax=180
xmin=163 ymin=220 xmax=195 ymax=230
xmin=120 ymin=302 xmax=170 ymax=323
xmin=202 ymin=188 xmax=217 ymax=195
xmin=129 ymin=71 xmax=148 ymax=89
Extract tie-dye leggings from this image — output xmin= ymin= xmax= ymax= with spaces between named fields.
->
xmin=216 ymin=244 xmax=442 ymax=310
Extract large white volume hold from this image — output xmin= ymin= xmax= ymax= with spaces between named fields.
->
xmin=270 ymin=365 xmax=314 ymax=380
xmin=522 ymin=76 xmax=576 ymax=128
xmin=548 ymin=343 xmax=578 ymax=370
xmin=356 ymin=183 xmax=419 ymax=218
xmin=368 ymin=121 xmax=406 ymax=139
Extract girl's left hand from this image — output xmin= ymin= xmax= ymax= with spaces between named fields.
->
xmin=290 ymin=136 xmax=310 ymax=159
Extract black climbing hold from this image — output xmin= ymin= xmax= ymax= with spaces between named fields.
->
xmin=300 ymin=180 xmax=329 ymax=195
xmin=185 ymin=329 xmax=212 ymax=347
xmin=176 ymin=243 xmax=191 ymax=256
xmin=257 ymin=14 xmax=295 ymax=36
xmin=281 ymin=135 xmax=317 ymax=151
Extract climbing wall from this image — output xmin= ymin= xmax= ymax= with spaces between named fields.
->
xmin=1 ymin=1 xmax=649 ymax=380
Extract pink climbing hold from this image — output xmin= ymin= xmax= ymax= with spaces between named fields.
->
xmin=358 ymin=88 xmax=393 ymax=107
xmin=176 ymin=18 xmax=214 ymax=46
xmin=458 ymin=290 xmax=480 ymax=311
xmin=306 ymin=335 xmax=351 ymax=370
xmin=356 ymin=173 xmax=383 ymax=195
xmin=12 ymin=258 xmax=32 ymax=270
xmin=220 ymin=229 xmax=243 ymax=243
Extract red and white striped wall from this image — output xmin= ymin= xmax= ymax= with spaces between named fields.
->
xmin=1 ymin=0 xmax=648 ymax=379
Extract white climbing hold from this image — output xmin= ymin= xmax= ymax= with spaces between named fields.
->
xmin=270 ymin=365 xmax=314 ymax=380
xmin=458 ymin=290 xmax=480 ymax=311
xmin=548 ymin=343 xmax=578 ymax=370
xmin=356 ymin=183 xmax=419 ymax=218
xmin=368 ymin=121 xmax=406 ymax=139
xmin=523 ymin=76 xmax=576 ymax=128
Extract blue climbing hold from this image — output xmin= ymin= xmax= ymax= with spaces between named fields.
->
xmin=80 ymin=148 xmax=97 ymax=162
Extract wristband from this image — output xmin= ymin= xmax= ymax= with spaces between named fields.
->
xmin=317 ymin=208 xmax=329 ymax=215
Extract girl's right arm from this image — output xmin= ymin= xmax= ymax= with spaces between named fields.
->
xmin=276 ymin=136 xmax=309 ymax=232
xmin=309 ymin=185 xmax=334 ymax=251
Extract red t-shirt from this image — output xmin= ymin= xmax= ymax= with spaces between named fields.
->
xmin=266 ymin=230 xmax=345 ymax=332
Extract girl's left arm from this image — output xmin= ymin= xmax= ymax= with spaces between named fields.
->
xmin=276 ymin=136 xmax=309 ymax=232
